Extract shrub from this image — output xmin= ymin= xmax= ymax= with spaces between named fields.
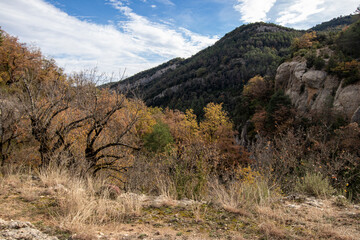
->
xmin=294 ymin=49 xmax=308 ymax=57
xmin=295 ymin=172 xmax=335 ymax=198
xmin=305 ymin=52 xmax=316 ymax=68
xmin=326 ymin=56 xmax=338 ymax=73
xmin=143 ymin=120 xmax=174 ymax=153
xmin=314 ymin=56 xmax=326 ymax=70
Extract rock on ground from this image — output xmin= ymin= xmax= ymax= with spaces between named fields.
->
xmin=0 ymin=218 xmax=58 ymax=240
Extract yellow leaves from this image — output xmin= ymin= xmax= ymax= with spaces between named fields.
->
xmin=134 ymin=106 xmax=157 ymax=137
xmin=200 ymin=102 xmax=233 ymax=143
xmin=235 ymin=166 xmax=261 ymax=184
xmin=162 ymin=108 xmax=200 ymax=144
xmin=243 ymin=75 xmax=265 ymax=96
xmin=0 ymin=31 xmax=44 ymax=86
xmin=292 ymin=31 xmax=318 ymax=51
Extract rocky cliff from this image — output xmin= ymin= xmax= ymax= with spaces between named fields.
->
xmin=275 ymin=59 xmax=360 ymax=123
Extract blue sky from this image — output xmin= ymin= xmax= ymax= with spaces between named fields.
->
xmin=0 ymin=0 xmax=358 ymax=82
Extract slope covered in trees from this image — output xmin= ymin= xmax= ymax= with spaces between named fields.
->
xmin=109 ymin=22 xmax=302 ymax=118
xmin=311 ymin=14 xmax=358 ymax=31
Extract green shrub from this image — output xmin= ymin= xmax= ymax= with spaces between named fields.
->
xmin=294 ymin=49 xmax=308 ymax=57
xmin=143 ymin=121 xmax=174 ymax=153
xmin=295 ymin=172 xmax=335 ymax=198
xmin=326 ymin=56 xmax=338 ymax=73
xmin=342 ymin=75 xmax=360 ymax=88
xmin=305 ymin=52 xmax=316 ymax=68
xmin=314 ymin=56 xmax=325 ymax=70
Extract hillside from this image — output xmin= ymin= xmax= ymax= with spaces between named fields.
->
xmin=107 ymin=15 xmax=360 ymax=121
xmin=108 ymin=22 xmax=302 ymax=117
xmin=311 ymin=14 xmax=358 ymax=31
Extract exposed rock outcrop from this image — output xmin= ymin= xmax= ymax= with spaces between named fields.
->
xmin=0 ymin=219 xmax=58 ymax=240
xmin=275 ymin=60 xmax=360 ymax=120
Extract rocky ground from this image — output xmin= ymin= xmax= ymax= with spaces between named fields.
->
xmin=0 ymin=219 xmax=58 ymax=240
xmin=1 ymin=174 xmax=360 ymax=240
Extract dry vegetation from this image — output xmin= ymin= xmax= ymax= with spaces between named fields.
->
xmin=1 ymin=163 xmax=360 ymax=239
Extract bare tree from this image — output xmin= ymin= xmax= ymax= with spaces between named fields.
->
xmin=0 ymin=98 xmax=21 ymax=166
xmin=69 ymin=70 xmax=143 ymax=179
xmin=17 ymin=65 xmax=90 ymax=168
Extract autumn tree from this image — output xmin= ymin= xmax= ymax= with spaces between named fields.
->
xmin=0 ymin=98 xmax=22 ymax=166
xmin=291 ymin=31 xmax=317 ymax=52
xmin=67 ymin=73 xmax=144 ymax=177
xmin=200 ymin=103 xmax=248 ymax=176
xmin=243 ymin=75 xmax=273 ymax=103
xmin=0 ymin=32 xmax=42 ymax=86
xmin=15 ymin=64 xmax=84 ymax=167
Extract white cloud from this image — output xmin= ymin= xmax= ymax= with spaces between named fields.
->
xmin=151 ymin=5 xmax=157 ymax=8
xmin=276 ymin=0 xmax=325 ymax=26
xmin=234 ymin=0 xmax=277 ymax=22
xmin=154 ymin=0 xmax=175 ymax=6
xmin=0 ymin=0 xmax=217 ymax=82
xmin=275 ymin=0 xmax=359 ymax=29
xmin=233 ymin=0 xmax=359 ymax=29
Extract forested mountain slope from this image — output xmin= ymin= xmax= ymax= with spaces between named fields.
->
xmin=109 ymin=22 xmax=302 ymax=117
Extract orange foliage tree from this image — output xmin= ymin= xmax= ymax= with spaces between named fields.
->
xmin=0 ymin=31 xmax=42 ymax=86
xmin=291 ymin=31 xmax=317 ymax=52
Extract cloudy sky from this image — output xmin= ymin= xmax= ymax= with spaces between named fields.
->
xmin=0 ymin=0 xmax=358 ymax=82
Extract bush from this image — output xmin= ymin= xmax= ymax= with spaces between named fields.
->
xmin=294 ymin=49 xmax=308 ymax=57
xmin=143 ymin=121 xmax=174 ymax=153
xmin=314 ymin=56 xmax=326 ymax=70
xmin=305 ymin=52 xmax=316 ymax=68
xmin=295 ymin=172 xmax=335 ymax=198
xmin=326 ymin=56 xmax=338 ymax=73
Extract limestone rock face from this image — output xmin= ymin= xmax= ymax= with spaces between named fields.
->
xmin=275 ymin=61 xmax=360 ymax=119
xmin=333 ymin=82 xmax=360 ymax=119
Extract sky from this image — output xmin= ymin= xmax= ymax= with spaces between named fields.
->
xmin=0 ymin=0 xmax=358 ymax=82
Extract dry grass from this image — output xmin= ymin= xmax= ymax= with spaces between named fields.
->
xmin=37 ymin=165 xmax=143 ymax=233
xmin=209 ymin=177 xmax=280 ymax=212
xmin=190 ymin=201 xmax=207 ymax=222
xmin=0 ymin=163 xmax=144 ymax=237
xmin=1 ymin=163 xmax=360 ymax=239
xmin=258 ymin=221 xmax=287 ymax=239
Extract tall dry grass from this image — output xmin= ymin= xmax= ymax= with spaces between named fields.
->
xmin=0 ymin=160 xmax=144 ymax=235
xmin=208 ymin=176 xmax=280 ymax=213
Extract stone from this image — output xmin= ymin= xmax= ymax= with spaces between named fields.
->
xmin=351 ymin=106 xmax=360 ymax=124
xmin=0 ymin=219 xmax=58 ymax=240
xmin=333 ymin=81 xmax=360 ymax=119
xmin=275 ymin=57 xmax=360 ymax=119
xmin=302 ymin=70 xmax=327 ymax=89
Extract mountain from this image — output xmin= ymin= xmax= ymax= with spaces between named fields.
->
xmin=108 ymin=22 xmax=303 ymax=117
xmin=310 ymin=14 xmax=358 ymax=32
xmin=107 ymin=15 xmax=358 ymax=120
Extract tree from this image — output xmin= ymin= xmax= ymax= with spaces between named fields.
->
xmin=75 ymin=79 xmax=143 ymax=177
xmin=200 ymin=102 xmax=232 ymax=143
xmin=291 ymin=32 xmax=317 ymax=52
xmin=0 ymin=32 xmax=42 ymax=86
xmin=200 ymin=103 xmax=246 ymax=175
xmin=16 ymin=64 xmax=90 ymax=168
xmin=143 ymin=120 xmax=173 ymax=153
xmin=0 ymin=98 xmax=21 ymax=166
xmin=242 ymin=75 xmax=273 ymax=102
